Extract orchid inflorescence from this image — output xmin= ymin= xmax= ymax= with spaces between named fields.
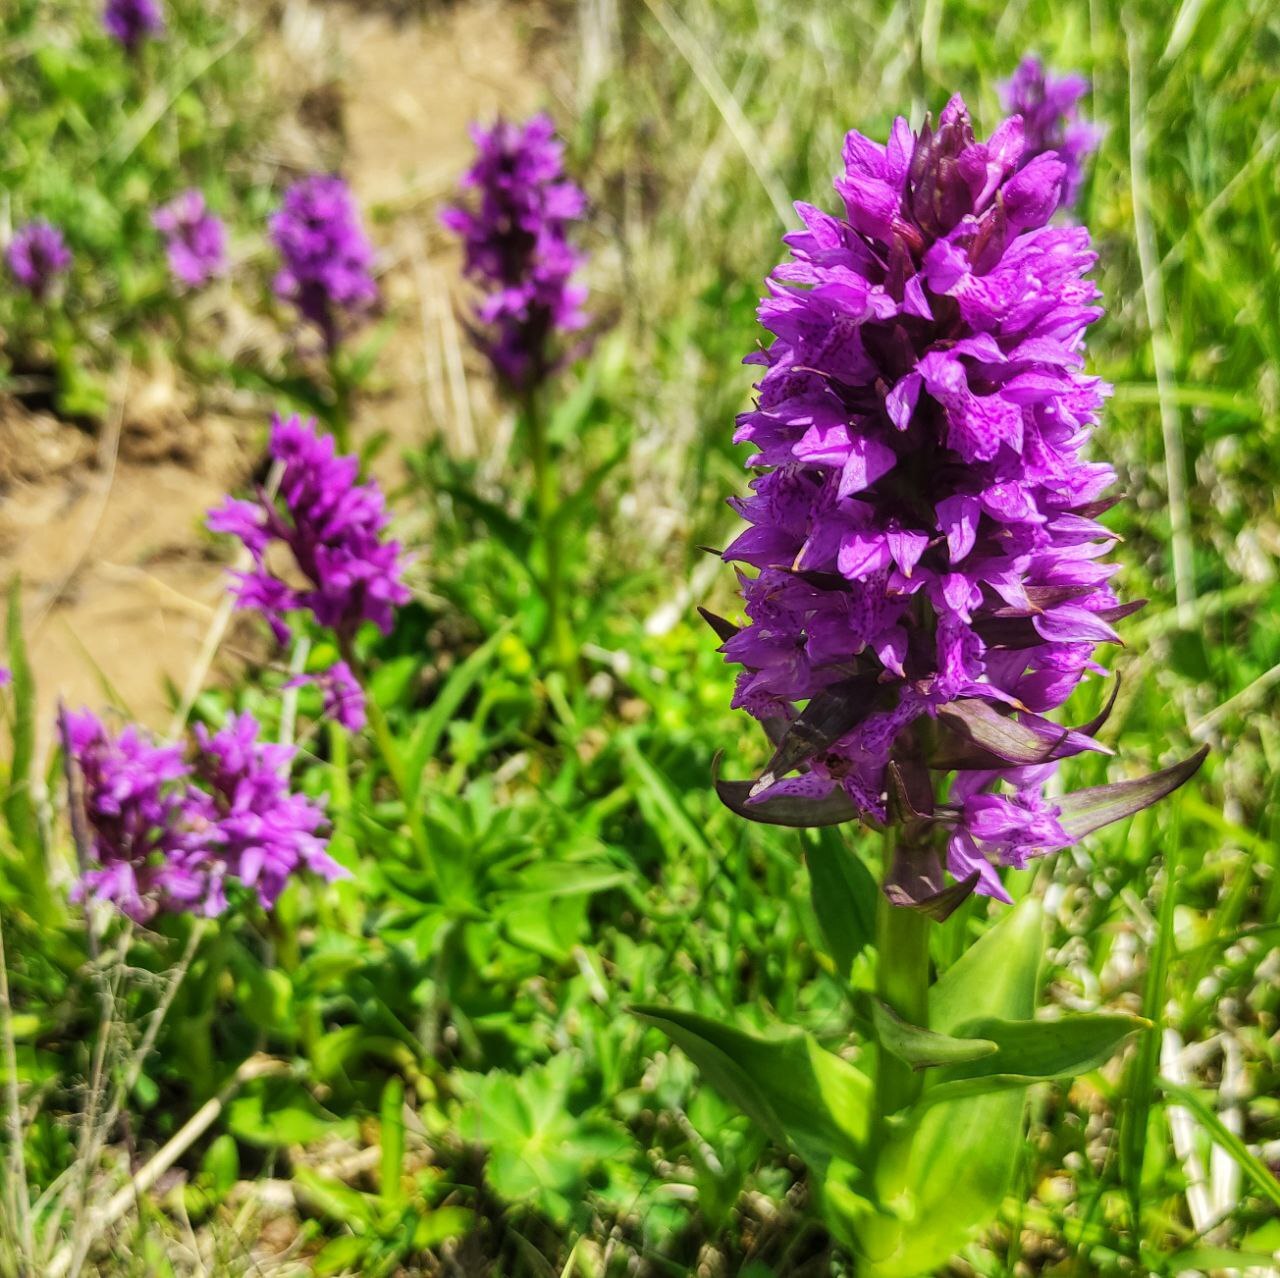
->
xmin=103 ymin=0 xmax=164 ymax=53
xmin=152 ymin=189 xmax=228 ymax=290
xmin=208 ymin=414 xmax=410 ymax=648
xmin=7 ymin=221 xmax=72 ymax=301
xmin=711 ymin=95 xmax=1202 ymax=913
xmin=1000 ymin=55 xmax=1102 ymax=208
xmin=442 ymin=113 xmax=588 ymax=393
xmin=208 ymin=414 xmax=410 ymax=733
xmin=67 ymin=707 xmax=342 ymax=923
xmin=270 ymin=175 xmax=379 ymax=355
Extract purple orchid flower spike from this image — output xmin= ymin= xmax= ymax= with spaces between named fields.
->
xmin=8 ymin=221 xmax=71 ymax=302
xmin=710 ymin=96 xmax=1203 ymax=913
xmin=207 ymin=414 xmax=410 ymax=649
xmin=103 ymin=0 xmax=165 ymax=52
xmin=270 ymin=175 xmax=378 ymax=354
xmin=63 ymin=706 xmax=342 ymax=922
xmin=442 ymin=113 xmax=589 ymax=393
xmin=1000 ymin=55 xmax=1103 ymax=207
xmin=153 ymin=189 xmax=228 ymax=289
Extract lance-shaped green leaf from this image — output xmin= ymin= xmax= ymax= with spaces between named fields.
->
xmin=750 ymin=677 xmax=884 ymax=797
xmin=1054 ymin=746 xmax=1208 ymax=840
xmin=932 ymin=697 xmax=1111 ymax=770
xmin=916 ymin=1011 xmax=1149 ymax=1105
xmin=714 ymin=759 xmax=861 ymax=828
xmin=871 ymin=999 xmax=998 ymax=1070
xmin=629 ymin=1005 xmax=870 ymax=1170
xmin=834 ymin=900 xmax=1044 ymax=1278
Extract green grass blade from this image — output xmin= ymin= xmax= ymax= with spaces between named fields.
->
xmin=3 ymin=580 xmax=39 ymax=855
xmin=1157 ymin=1078 xmax=1280 ymax=1212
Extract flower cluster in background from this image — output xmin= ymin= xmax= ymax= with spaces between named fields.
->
xmin=153 ymin=189 xmax=228 ymax=290
xmin=442 ymin=114 xmax=588 ymax=393
xmin=7 ymin=221 xmax=72 ymax=301
xmin=1000 ymin=55 xmax=1102 ymax=206
xmin=270 ymin=175 xmax=379 ymax=354
xmin=207 ymin=415 xmax=409 ymax=733
xmin=189 ymin=712 xmax=339 ymax=909
xmin=9 ymin=169 xmax=375 ymax=321
xmin=67 ymin=708 xmax=339 ymax=922
xmin=103 ymin=0 xmax=165 ymax=53
xmin=208 ymin=414 xmax=409 ymax=646
xmin=723 ymin=97 xmax=1123 ymax=897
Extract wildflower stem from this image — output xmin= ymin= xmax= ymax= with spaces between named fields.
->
xmin=873 ymin=880 xmax=930 ymax=1120
xmin=329 ymin=351 xmax=353 ymax=456
xmin=342 ymin=641 xmax=437 ymax=889
xmin=523 ymin=388 xmax=577 ymax=683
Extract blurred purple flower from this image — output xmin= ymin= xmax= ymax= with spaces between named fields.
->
xmin=153 ymin=189 xmax=227 ymax=289
xmin=442 ymin=113 xmax=588 ymax=392
xmin=288 ymin=660 xmax=367 ymax=733
xmin=1000 ymin=56 xmax=1102 ymax=206
xmin=66 ymin=709 xmax=223 ymax=921
xmin=270 ymin=175 xmax=378 ymax=353
xmin=103 ymin=0 xmax=164 ymax=52
xmin=0 ymin=667 xmax=10 ymax=688
xmin=717 ymin=97 xmax=1131 ymax=898
xmin=8 ymin=221 xmax=71 ymax=301
xmin=67 ymin=707 xmax=341 ymax=921
xmin=207 ymin=414 xmax=410 ymax=646
xmin=191 ymin=713 xmax=344 ymax=911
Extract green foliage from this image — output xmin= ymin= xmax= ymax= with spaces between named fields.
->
xmin=0 ymin=0 xmax=276 ymax=415
xmin=630 ymin=1005 xmax=871 ymax=1170
xmin=455 ymin=1055 xmax=628 ymax=1225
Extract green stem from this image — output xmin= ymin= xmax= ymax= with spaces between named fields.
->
xmin=874 ymin=884 xmax=931 ymax=1119
xmin=522 ymin=388 xmax=577 ymax=683
xmin=365 ymin=691 xmax=436 ymax=878
xmin=328 ymin=719 xmax=352 ymax=814
xmin=329 ymin=351 xmax=352 ymax=456
xmin=340 ymin=639 xmax=437 ymax=889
